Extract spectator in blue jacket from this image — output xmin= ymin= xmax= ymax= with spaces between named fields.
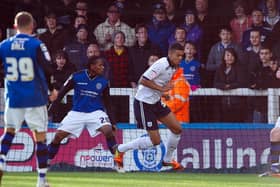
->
xmin=147 ymin=2 xmax=176 ymax=55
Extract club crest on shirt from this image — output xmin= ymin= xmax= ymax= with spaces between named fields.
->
xmin=96 ymin=83 xmax=102 ymax=90
xmin=190 ymin=66 xmax=196 ymax=71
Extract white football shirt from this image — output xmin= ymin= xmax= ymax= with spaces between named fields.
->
xmin=135 ymin=57 xmax=176 ymax=104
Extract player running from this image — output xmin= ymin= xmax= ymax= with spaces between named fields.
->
xmin=114 ymin=43 xmax=185 ymax=171
xmin=0 ymin=11 xmax=53 ymax=187
xmin=48 ymin=56 xmax=118 ymax=168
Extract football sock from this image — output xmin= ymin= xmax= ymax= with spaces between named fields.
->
xmin=48 ymin=142 xmax=60 ymax=160
xmin=37 ymin=168 xmax=47 ymax=179
xmin=163 ymin=131 xmax=181 ymax=163
xmin=36 ymin=142 xmax=48 ymax=169
xmin=118 ymin=136 xmax=153 ymax=153
xmin=0 ymin=132 xmax=15 ymax=155
xmin=106 ymin=136 xmax=117 ymax=154
xmin=270 ymin=141 xmax=280 ymax=164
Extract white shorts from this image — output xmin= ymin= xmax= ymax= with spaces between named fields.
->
xmin=4 ymin=105 xmax=48 ymax=132
xmin=59 ymin=110 xmax=111 ymax=138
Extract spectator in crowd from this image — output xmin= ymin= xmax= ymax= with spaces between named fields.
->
xmin=128 ymin=24 xmax=161 ymax=88
xmin=64 ymin=24 xmax=91 ymax=70
xmin=44 ymin=0 xmax=76 ymax=26
xmin=247 ymin=46 xmax=275 ymax=122
xmin=258 ymin=0 xmax=280 ymax=14
xmin=68 ymin=15 xmax=96 ymax=42
xmin=230 ymin=0 xmax=252 ymax=44
xmin=147 ymin=53 xmax=160 ymax=66
xmin=242 ymin=9 xmax=271 ymax=50
xmin=206 ymin=26 xmax=243 ymax=87
xmin=163 ymin=0 xmax=183 ymax=26
xmin=214 ymin=48 xmax=244 ymax=122
xmin=162 ymin=67 xmax=190 ymax=123
xmin=147 ymin=2 xmax=176 ymax=55
xmin=87 ymin=43 xmax=110 ymax=79
xmin=180 ymin=41 xmax=202 ymax=122
xmin=244 ymin=29 xmax=262 ymax=84
xmin=104 ymin=31 xmax=130 ymax=122
xmin=49 ymin=50 xmax=76 ymax=122
xmin=74 ymin=0 xmax=99 ymax=29
xmin=39 ymin=11 xmax=70 ymax=56
xmin=180 ymin=42 xmax=201 ymax=91
xmin=111 ymin=0 xmax=150 ymax=27
xmin=194 ymin=0 xmax=220 ymax=87
xmin=181 ymin=9 xmax=203 ymax=60
xmin=168 ymin=27 xmax=187 ymax=47
xmin=263 ymin=0 xmax=280 ymax=29
xmin=15 ymin=0 xmax=44 ymax=28
xmin=94 ymin=2 xmax=135 ymax=51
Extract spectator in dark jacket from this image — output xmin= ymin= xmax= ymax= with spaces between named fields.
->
xmin=50 ymin=50 xmax=76 ymax=122
xmin=247 ymin=46 xmax=275 ymax=122
xmin=214 ymin=48 xmax=244 ymax=122
xmin=39 ymin=11 xmax=70 ymax=56
xmin=128 ymin=24 xmax=161 ymax=88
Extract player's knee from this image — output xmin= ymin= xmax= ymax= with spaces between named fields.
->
xmin=171 ymin=126 xmax=182 ymax=135
xmin=53 ymin=132 xmax=67 ymax=144
xmin=100 ymin=125 xmax=114 ymax=138
xmin=271 ymin=128 xmax=280 ymax=141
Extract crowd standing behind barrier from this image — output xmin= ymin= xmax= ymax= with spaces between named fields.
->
xmin=1 ymin=0 xmax=280 ymax=124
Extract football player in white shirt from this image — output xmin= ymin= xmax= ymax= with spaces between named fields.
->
xmin=114 ymin=43 xmax=185 ymax=171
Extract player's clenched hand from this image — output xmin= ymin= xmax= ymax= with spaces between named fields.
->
xmin=161 ymin=82 xmax=173 ymax=92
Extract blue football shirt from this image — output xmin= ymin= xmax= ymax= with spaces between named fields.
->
xmin=0 ymin=34 xmax=51 ymax=107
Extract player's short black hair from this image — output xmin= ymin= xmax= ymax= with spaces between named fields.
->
xmin=169 ymin=42 xmax=184 ymax=51
xmin=87 ymin=56 xmax=104 ymax=68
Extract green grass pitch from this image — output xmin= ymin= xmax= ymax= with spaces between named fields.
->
xmin=1 ymin=172 xmax=280 ymax=187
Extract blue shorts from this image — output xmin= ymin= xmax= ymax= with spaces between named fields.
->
xmin=133 ymin=99 xmax=171 ymax=130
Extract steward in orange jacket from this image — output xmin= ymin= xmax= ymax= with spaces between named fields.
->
xmin=162 ymin=68 xmax=190 ymax=123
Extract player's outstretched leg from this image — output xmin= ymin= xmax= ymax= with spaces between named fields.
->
xmin=114 ymin=136 xmax=154 ymax=169
xmin=0 ymin=131 xmax=15 ymax=184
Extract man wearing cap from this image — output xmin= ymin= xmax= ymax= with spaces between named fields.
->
xmin=39 ymin=11 xmax=69 ymax=56
xmin=147 ymin=2 xmax=176 ymax=55
xmin=94 ymin=3 xmax=135 ymax=51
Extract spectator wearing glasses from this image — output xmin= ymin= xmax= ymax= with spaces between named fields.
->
xmin=94 ymin=2 xmax=135 ymax=51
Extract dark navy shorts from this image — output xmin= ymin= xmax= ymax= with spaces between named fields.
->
xmin=133 ymin=99 xmax=171 ymax=130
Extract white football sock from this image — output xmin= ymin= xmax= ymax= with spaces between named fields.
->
xmin=163 ymin=131 xmax=181 ymax=163
xmin=118 ymin=136 xmax=153 ymax=153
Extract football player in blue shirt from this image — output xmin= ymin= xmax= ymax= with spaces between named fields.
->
xmin=48 ymin=56 xmax=118 ymax=168
xmin=0 ymin=12 xmax=53 ymax=187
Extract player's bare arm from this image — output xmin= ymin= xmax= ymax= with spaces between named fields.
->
xmin=139 ymin=76 xmax=173 ymax=92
